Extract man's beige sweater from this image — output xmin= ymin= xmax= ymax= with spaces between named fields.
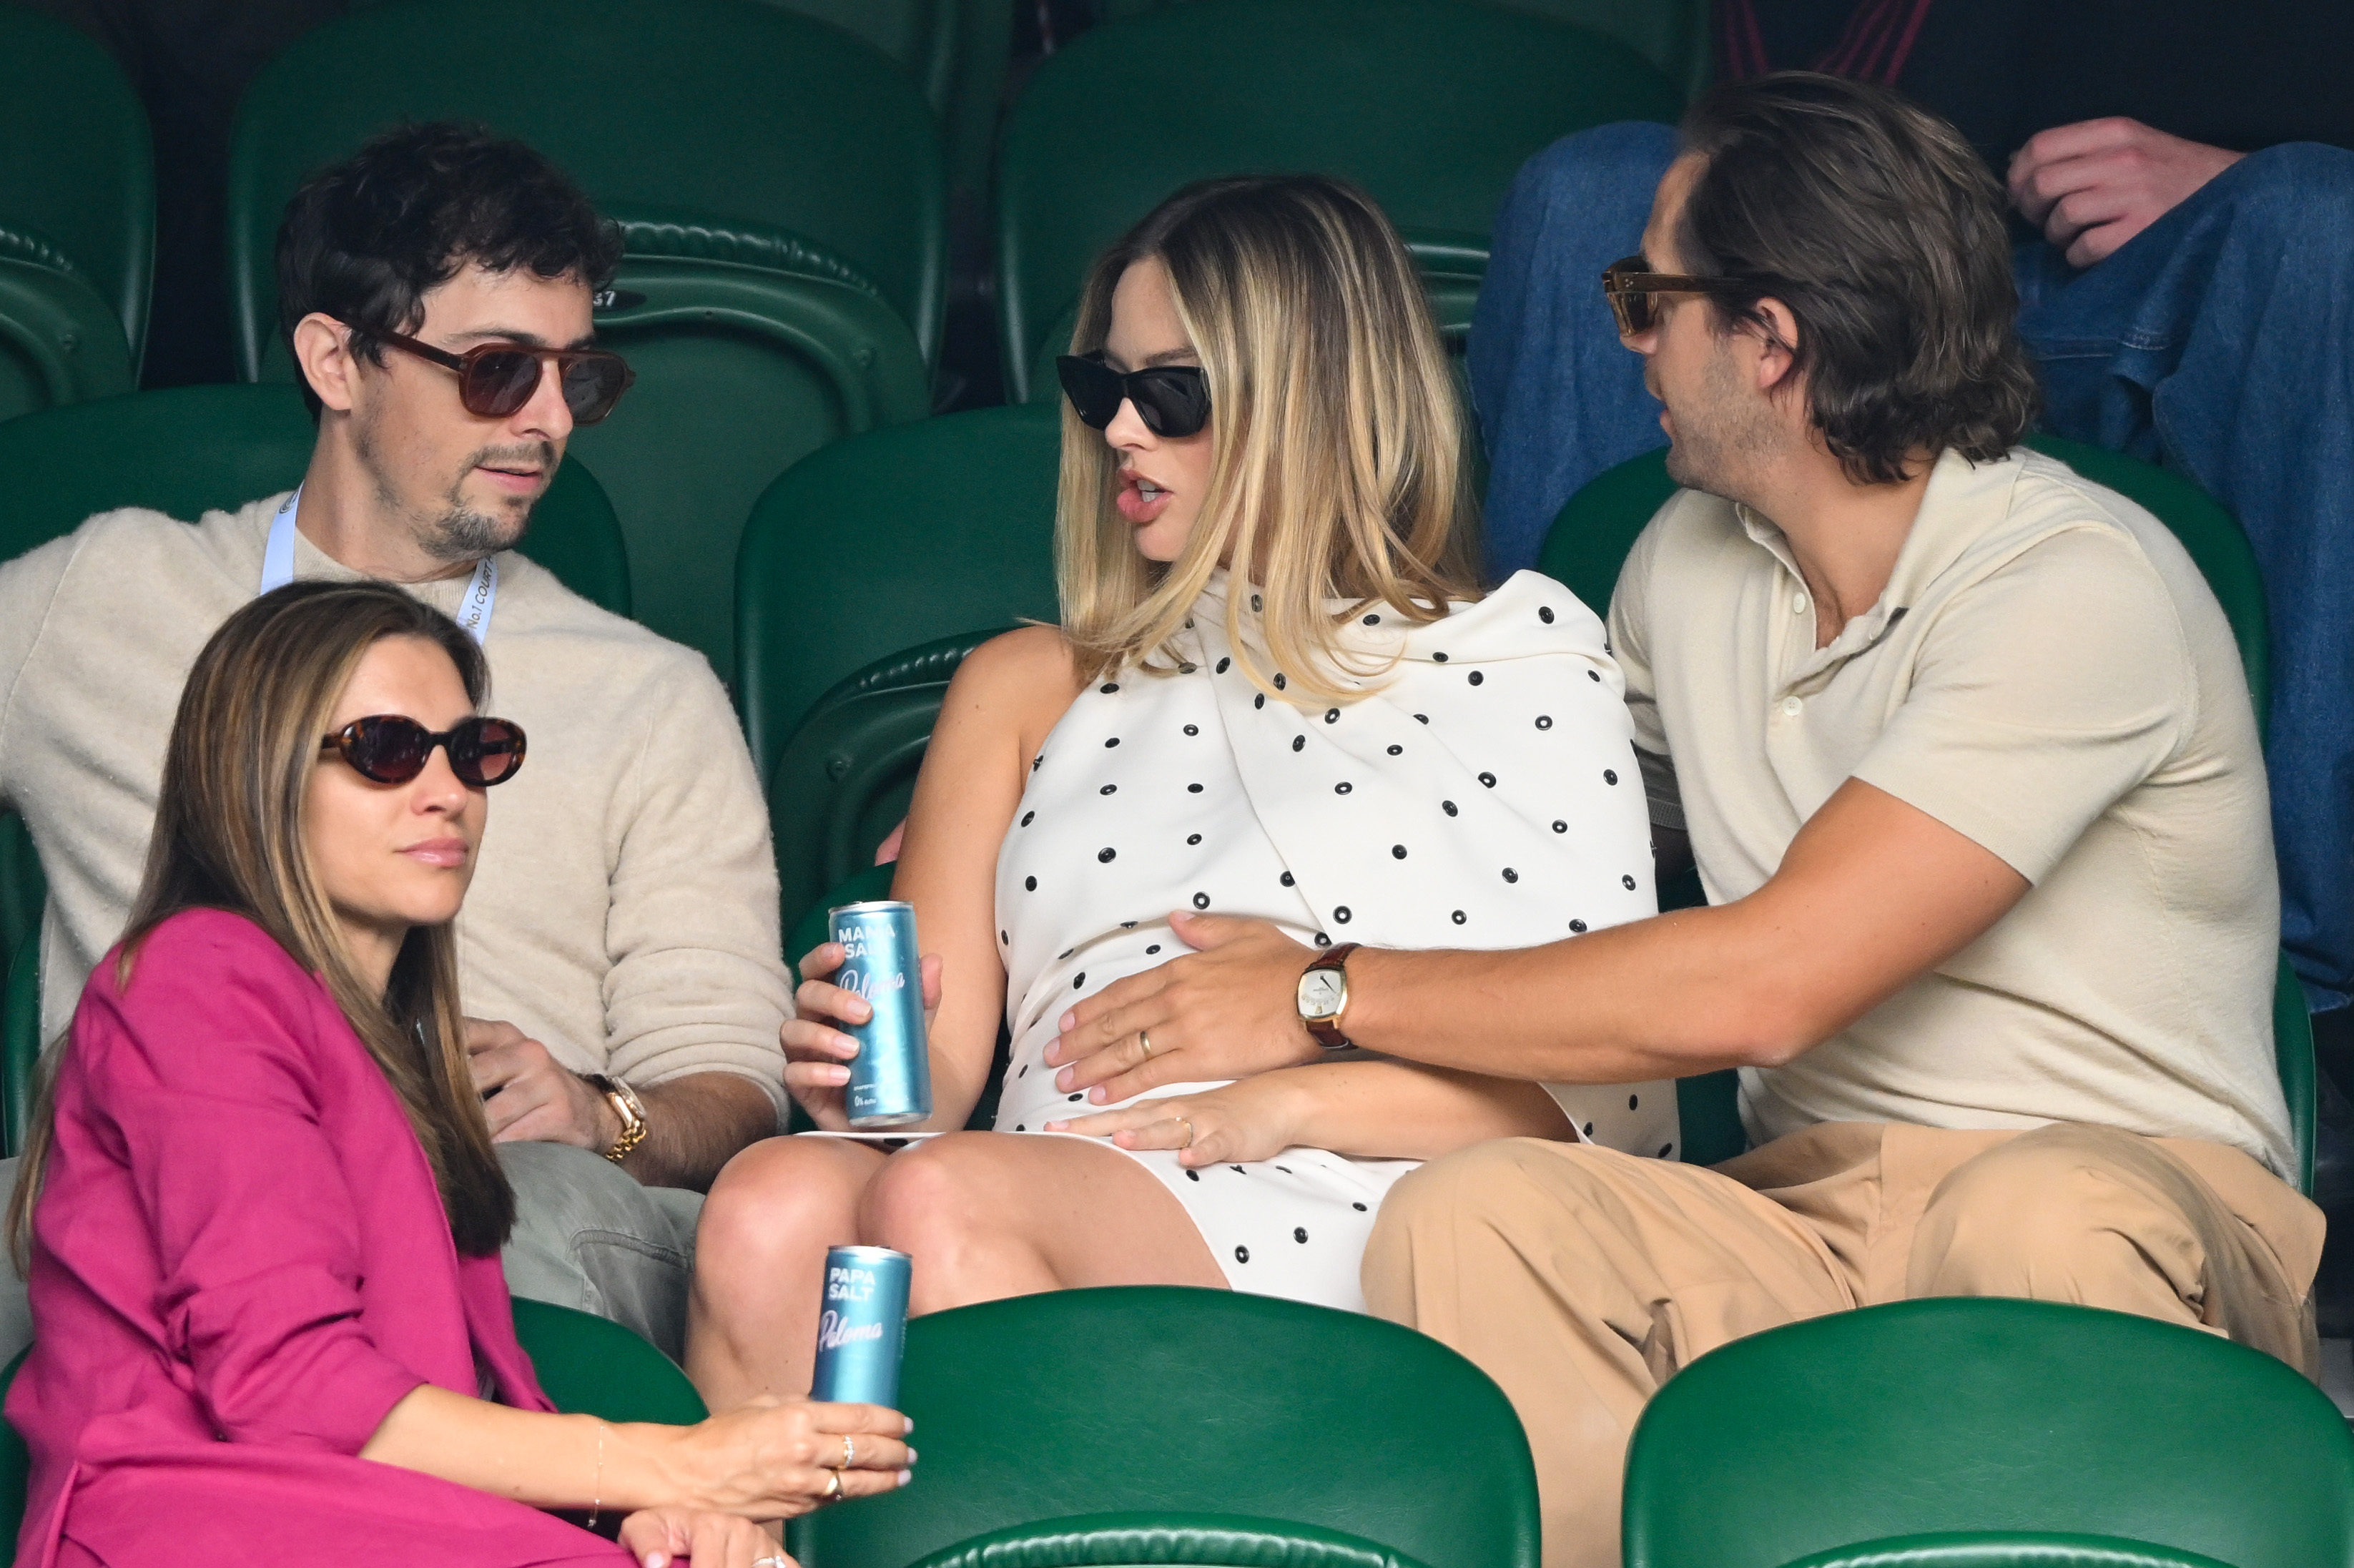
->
xmin=0 ymin=495 xmax=792 ymax=1114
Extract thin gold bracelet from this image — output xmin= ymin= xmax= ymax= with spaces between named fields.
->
xmin=586 ymin=1419 xmax=606 ymax=1530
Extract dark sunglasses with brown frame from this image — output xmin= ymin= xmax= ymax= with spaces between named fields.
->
xmin=370 ymin=326 xmax=636 ymax=425
xmin=1601 ymin=255 xmax=1758 ymax=337
xmin=320 ymin=714 xmax=528 ymax=789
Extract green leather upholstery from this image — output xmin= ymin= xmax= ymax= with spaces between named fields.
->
xmin=507 ymin=1297 xmax=708 ymax=1424
xmin=1620 ymin=1298 xmax=2354 ymax=1568
xmin=0 ymin=1346 xmax=28 ymax=1556
xmin=225 ymin=0 xmax=941 ymax=679
xmin=1772 ymin=1534 xmax=2235 ymax=1568
xmin=902 ymin=1512 xmax=1441 ymax=1568
xmin=768 ymin=632 xmax=1003 ymax=936
xmin=0 ymin=383 xmax=631 ymax=616
xmin=3 ymin=928 xmax=35 ymax=1157
xmin=793 ymin=1286 xmax=1538 ymax=1568
xmin=993 ymin=0 xmax=1680 ymax=401
xmin=0 ymin=6 xmax=154 ymax=372
xmin=0 ymin=234 xmax=137 ymax=422
xmin=1099 ymin=0 xmax=1713 ymax=105
xmin=737 ymin=401 xmax=1061 ymax=784
xmin=1537 ymin=439 xmax=2317 ymax=1187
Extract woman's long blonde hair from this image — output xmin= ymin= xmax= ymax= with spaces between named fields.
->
xmin=7 ymin=582 xmax=515 ymax=1263
xmin=1056 ymin=174 xmax=1482 ymax=706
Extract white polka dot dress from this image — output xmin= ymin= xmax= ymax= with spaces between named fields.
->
xmin=992 ymin=570 xmax=1679 ymax=1312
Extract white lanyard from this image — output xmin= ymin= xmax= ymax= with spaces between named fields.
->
xmin=260 ymin=487 xmax=498 ymax=645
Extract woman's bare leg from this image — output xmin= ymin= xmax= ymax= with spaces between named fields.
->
xmin=685 ymin=1135 xmax=886 ymax=1410
xmin=860 ymin=1132 xmax=1225 ymax=1313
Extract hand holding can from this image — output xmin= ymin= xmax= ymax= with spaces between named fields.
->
xmin=827 ymin=901 xmax=934 ymax=1128
xmin=811 ymin=1245 xmax=912 ymax=1411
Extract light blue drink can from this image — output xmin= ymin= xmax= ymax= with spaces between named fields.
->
xmin=810 ymin=1244 xmax=911 ymax=1408
xmin=829 ymin=899 xmax=933 ymax=1128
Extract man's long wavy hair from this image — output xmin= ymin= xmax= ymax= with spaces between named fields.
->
xmin=1677 ymin=72 xmax=2040 ymax=483
xmin=7 ymin=582 xmax=515 ymax=1266
xmin=1055 ymin=174 xmax=1483 ymax=707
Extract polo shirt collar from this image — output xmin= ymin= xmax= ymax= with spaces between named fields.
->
xmin=1734 ymin=448 xmax=2021 ymax=684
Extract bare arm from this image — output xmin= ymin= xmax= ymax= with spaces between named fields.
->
xmin=784 ymin=627 xmax=1085 ymax=1129
xmin=1051 ymin=779 xmax=2028 ymax=1100
xmin=358 ymin=1382 xmax=910 ymax=1517
xmin=1050 ymin=1057 xmax=1572 ymax=1167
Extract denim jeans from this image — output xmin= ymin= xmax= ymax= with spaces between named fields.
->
xmin=1470 ymin=124 xmax=2354 ymax=1010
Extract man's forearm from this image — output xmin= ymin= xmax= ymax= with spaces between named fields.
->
xmin=625 ymin=1073 xmax=779 ymax=1190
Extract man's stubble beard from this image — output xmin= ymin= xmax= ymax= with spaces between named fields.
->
xmin=1658 ymin=342 xmax=1779 ymax=512
xmin=353 ymin=406 xmax=547 ymax=566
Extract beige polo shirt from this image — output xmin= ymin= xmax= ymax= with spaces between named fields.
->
xmin=1610 ymin=447 xmax=2293 ymax=1175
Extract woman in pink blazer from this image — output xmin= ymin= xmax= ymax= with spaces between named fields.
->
xmin=5 ymin=581 xmax=907 ymax=1568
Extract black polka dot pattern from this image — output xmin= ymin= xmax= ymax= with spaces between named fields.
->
xmin=1097 ymin=848 xmax=1116 ymax=862
xmin=1539 ymin=606 xmax=1555 ymax=623
xmin=1603 ymin=769 xmax=1617 ymax=785
xmin=1468 ymin=671 xmax=1484 ymax=686
xmin=1570 ymin=919 xmax=1588 ymax=932
xmin=1391 ymin=845 xmax=1407 ymax=859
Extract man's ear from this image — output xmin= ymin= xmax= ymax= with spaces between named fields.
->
xmin=1748 ymin=297 xmax=1804 ymax=398
xmin=291 ymin=312 xmax=362 ymax=415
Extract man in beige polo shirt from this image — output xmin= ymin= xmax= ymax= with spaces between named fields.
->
xmin=1043 ymin=75 xmax=2321 ymax=1566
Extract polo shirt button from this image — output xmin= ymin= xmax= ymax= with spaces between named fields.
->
xmin=1792 ymin=593 xmax=1809 ymax=614
xmin=1781 ymin=696 xmax=1803 ymax=718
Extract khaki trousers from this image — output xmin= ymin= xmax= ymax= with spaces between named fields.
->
xmin=1361 ymin=1123 xmax=2324 ymax=1568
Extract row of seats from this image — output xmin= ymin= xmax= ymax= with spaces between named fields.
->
xmin=0 ymin=0 xmax=1688 ymax=677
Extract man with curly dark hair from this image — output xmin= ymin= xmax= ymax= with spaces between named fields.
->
xmin=0 ymin=124 xmax=792 ymax=1362
xmin=1043 ymin=79 xmax=2318 ymax=1566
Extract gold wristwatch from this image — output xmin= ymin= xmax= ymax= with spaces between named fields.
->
xmin=584 ymin=1073 xmax=649 ymax=1163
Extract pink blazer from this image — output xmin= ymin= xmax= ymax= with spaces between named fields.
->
xmin=9 ymin=908 xmax=625 ymax=1567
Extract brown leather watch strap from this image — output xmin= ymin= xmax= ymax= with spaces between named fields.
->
xmin=1302 ymin=942 xmax=1361 ymax=1050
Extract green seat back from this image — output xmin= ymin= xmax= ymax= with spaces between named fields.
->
xmin=0 ymin=243 xmax=136 ymax=421
xmin=0 ymin=8 xmax=154 ymax=369
xmin=1537 ymin=440 xmax=2315 ymax=1188
xmin=0 ymin=383 xmax=630 ymax=615
xmin=507 ymin=1296 xmax=708 ymax=1424
xmin=905 ymin=1512 xmax=1447 ymax=1568
xmin=764 ymin=0 xmax=1015 ymax=209
xmin=794 ymin=1286 xmax=1538 ymax=1568
xmin=737 ymin=401 xmax=1061 ymax=787
xmin=767 ymin=634 xmax=1000 ymax=936
xmin=4 ymin=928 xmax=35 ymax=1157
xmin=993 ymin=0 xmax=1681 ymax=401
xmin=0 ymin=817 xmax=41 ymax=972
xmin=1620 ymin=1298 xmax=2354 ymax=1568
xmin=0 ymin=1346 xmax=27 ymax=1554
xmin=225 ymin=0 xmax=943 ymax=679
xmin=1100 ymin=0 xmax=1713 ymax=104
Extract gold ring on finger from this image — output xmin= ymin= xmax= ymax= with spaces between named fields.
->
xmin=1138 ymin=1030 xmax=1153 ymax=1060
xmin=1179 ymin=1118 xmax=1197 ymax=1149
xmin=824 ymin=1467 xmax=845 ymax=1501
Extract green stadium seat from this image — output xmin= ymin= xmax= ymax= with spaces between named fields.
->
xmin=766 ymin=0 xmax=1016 ymax=216
xmin=736 ymin=401 xmax=1060 ymax=788
xmin=225 ymin=0 xmax=945 ymax=679
xmin=0 ymin=818 xmax=39 ymax=975
xmin=507 ymin=1297 xmax=709 ymax=1424
xmin=1100 ymin=0 xmax=1712 ymax=107
xmin=0 ymin=1346 xmax=26 ymax=1554
xmin=4 ymin=928 xmax=34 ymax=1156
xmin=767 ymin=633 xmax=1003 ymax=938
xmin=791 ymin=1286 xmax=1539 ymax=1568
xmin=1621 ymin=1298 xmax=2354 ymax=1568
xmin=0 ymin=227 xmax=135 ymax=422
xmin=1536 ymin=439 xmax=2317 ymax=1187
xmin=993 ymin=0 xmax=1682 ymax=402
xmin=0 ymin=7 xmax=154 ymax=382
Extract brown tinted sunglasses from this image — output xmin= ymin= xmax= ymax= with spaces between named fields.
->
xmin=320 ymin=715 xmax=528 ymax=788
xmin=374 ymin=327 xmax=635 ymax=425
xmin=1601 ymin=255 xmax=1754 ymax=336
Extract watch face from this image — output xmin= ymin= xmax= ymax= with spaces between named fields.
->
xmin=1297 ymin=967 xmax=1346 ymax=1019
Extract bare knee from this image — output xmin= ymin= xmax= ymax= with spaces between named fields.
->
xmin=860 ymin=1133 xmax=1009 ymax=1253
xmin=697 ymin=1135 xmax=875 ymax=1288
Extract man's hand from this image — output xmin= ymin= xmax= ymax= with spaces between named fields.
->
xmin=1047 ymin=912 xmax=1323 ymax=1105
xmin=467 ymin=1017 xmax=619 ymax=1150
xmin=2009 ymin=118 xmax=2243 ymax=267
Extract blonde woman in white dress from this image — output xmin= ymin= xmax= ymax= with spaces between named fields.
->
xmin=684 ymin=174 xmax=1678 ymax=1413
